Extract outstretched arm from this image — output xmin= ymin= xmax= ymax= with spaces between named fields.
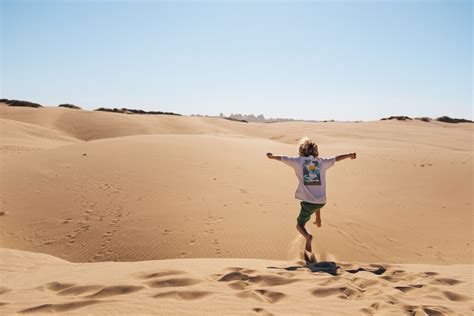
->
xmin=266 ymin=153 xmax=282 ymax=161
xmin=336 ymin=152 xmax=357 ymax=162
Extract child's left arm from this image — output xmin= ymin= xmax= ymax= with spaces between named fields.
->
xmin=336 ymin=152 xmax=356 ymax=162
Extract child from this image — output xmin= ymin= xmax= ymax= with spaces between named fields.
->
xmin=266 ymin=137 xmax=356 ymax=256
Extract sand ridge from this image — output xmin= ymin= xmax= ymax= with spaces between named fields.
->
xmin=0 ymin=248 xmax=472 ymax=315
xmin=0 ymin=104 xmax=472 ymax=151
xmin=0 ymin=118 xmax=80 ymax=156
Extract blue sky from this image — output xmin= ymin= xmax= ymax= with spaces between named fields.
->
xmin=1 ymin=0 xmax=472 ymax=121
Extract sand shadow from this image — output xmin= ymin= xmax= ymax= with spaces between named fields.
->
xmin=268 ymin=262 xmax=386 ymax=276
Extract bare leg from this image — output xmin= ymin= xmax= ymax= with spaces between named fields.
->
xmin=296 ymin=223 xmax=313 ymax=252
xmin=313 ymin=209 xmax=322 ymax=227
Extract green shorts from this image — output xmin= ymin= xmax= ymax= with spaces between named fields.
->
xmin=297 ymin=201 xmax=326 ymax=225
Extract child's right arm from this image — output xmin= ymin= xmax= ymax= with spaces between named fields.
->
xmin=266 ymin=153 xmax=282 ymax=161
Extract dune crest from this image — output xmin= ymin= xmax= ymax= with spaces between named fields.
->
xmin=0 ymin=248 xmax=472 ymax=315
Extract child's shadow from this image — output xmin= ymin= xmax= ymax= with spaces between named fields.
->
xmin=268 ymin=262 xmax=386 ymax=276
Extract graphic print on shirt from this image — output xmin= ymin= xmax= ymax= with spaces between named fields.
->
xmin=303 ymin=159 xmax=321 ymax=185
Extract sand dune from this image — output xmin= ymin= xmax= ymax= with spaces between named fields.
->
xmin=0 ymin=248 xmax=472 ymax=315
xmin=0 ymin=118 xmax=79 ymax=155
xmin=0 ymin=104 xmax=234 ymax=141
xmin=1 ymin=104 xmax=472 ymax=151
xmin=0 ymin=111 xmax=472 ymax=263
xmin=0 ymin=106 xmax=473 ymax=314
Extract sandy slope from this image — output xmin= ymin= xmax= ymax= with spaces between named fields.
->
xmin=1 ymin=248 xmax=472 ymax=315
xmin=0 ymin=105 xmax=473 ymax=314
xmin=0 ymin=118 xmax=79 ymax=155
xmin=0 ymin=104 xmax=234 ymax=141
xmin=1 ymin=104 xmax=472 ymax=150
xmin=0 ymin=107 xmax=472 ymax=264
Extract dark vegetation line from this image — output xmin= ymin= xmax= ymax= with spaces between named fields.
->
xmin=0 ymin=98 xmax=471 ymax=123
xmin=380 ymin=115 xmax=472 ymax=123
xmin=0 ymin=99 xmax=181 ymax=116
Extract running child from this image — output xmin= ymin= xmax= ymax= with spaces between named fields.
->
xmin=266 ymin=137 xmax=356 ymax=255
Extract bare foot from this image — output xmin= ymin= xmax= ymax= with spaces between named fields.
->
xmin=313 ymin=218 xmax=321 ymax=227
xmin=305 ymin=234 xmax=313 ymax=252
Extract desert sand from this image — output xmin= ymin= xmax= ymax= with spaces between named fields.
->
xmin=1 ymin=248 xmax=472 ymax=315
xmin=0 ymin=103 xmax=472 ymax=314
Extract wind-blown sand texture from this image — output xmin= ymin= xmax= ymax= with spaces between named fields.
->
xmin=0 ymin=103 xmax=473 ymax=314
xmin=1 ymin=249 xmax=472 ymax=315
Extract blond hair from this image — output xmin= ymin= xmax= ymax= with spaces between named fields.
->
xmin=298 ymin=137 xmax=319 ymax=157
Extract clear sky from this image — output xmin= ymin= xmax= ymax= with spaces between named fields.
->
xmin=1 ymin=0 xmax=472 ymax=121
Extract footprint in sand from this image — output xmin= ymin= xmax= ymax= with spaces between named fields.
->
xmin=362 ymin=302 xmax=429 ymax=315
xmin=18 ymin=300 xmax=103 ymax=314
xmin=418 ymin=271 xmax=439 ymax=277
xmin=422 ymin=305 xmax=455 ymax=315
xmin=0 ymin=287 xmax=11 ymax=295
xmin=430 ymin=277 xmax=463 ymax=286
xmin=217 ymin=271 xmax=299 ymax=287
xmin=313 ymin=276 xmax=343 ymax=286
xmin=146 ymin=277 xmax=202 ymax=288
xmin=237 ymin=289 xmax=286 ymax=304
xmin=41 ymin=239 xmax=55 ymax=246
xmin=394 ymin=285 xmax=422 ymax=293
xmin=214 ymin=268 xmax=301 ymax=290
xmin=441 ymin=290 xmax=470 ymax=302
xmin=57 ymin=285 xmax=104 ymax=296
xmin=227 ymin=281 xmax=249 ymax=290
xmin=86 ymin=285 xmax=144 ymax=299
xmin=210 ymin=239 xmax=222 ymax=255
xmin=311 ymin=285 xmax=363 ymax=300
xmin=276 ymin=271 xmax=296 ymax=278
xmin=251 ymin=307 xmax=274 ymax=316
xmin=152 ymin=290 xmax=213 ymax=300
xmin=139 ymin=270 xmax=187 ymax=280
xmin=43 ymin=282 xmax=75 ymax=292
xmin=189 ymin=237 xmax=197 ymax=245
xmin=41 ymin=281 xmax=144 ymax=299
xmin=379 ymin=268 xmax=417 ymax=283
xmin=204 ymin=216 xmax=225 ymax=224
xmin=351 ymin=277 xmax=382 ymax=290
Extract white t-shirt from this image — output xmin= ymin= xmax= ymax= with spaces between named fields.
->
xmin=281 ymin=155 xmax=336 ymax=204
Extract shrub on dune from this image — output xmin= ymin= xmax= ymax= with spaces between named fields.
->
xmin=94 ymin=107 xmax=129 ymax=114
xmin=59 ymin=103 xmax=82 ymax=110
xmin=94 ymin=107 xmax=181 ymax=116
xmin=224 ymin=117 xmax=248 ymax=123
xmin=0 ymin=99 xmax=43 ymax=108
xmin=380 ymin=116 xmax=412 ymax=121
xmin=435 ymin=116 xmax=472 ymax=124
